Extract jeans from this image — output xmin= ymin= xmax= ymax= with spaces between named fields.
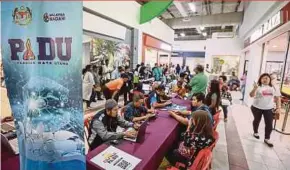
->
xmin=241 ymin=85 xmax=245 ymax=99
xmin=251 ymin=106 xmax=273 ymax=139
xmin=221 ymin=105 xmax=228 ymax=119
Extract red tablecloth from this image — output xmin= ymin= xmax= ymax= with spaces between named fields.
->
xmin=86 ymin=98 xmax=191 ymax=170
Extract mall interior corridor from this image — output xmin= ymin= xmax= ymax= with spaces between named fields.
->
xmin=213 ymin=92 xmax=290 ymax=170
xmin=2 ymin=1 xmax=290 ymax=170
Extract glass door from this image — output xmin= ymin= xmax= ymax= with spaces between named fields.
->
xmin=276 ymin=32 xmax=290 ymax=135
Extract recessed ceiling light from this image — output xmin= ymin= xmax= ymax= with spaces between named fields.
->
xmin=272 ymin=45 xmax=278 ymax=48
xmin=182 ymin=18 xmax=191 ymax=22
xmin=202 ymin=32 xmax=207 ymax=36
xmin=180 ymin=33 xmax=185 ymax=37
xmin=188 ymin=3 xmax=196 ymax=12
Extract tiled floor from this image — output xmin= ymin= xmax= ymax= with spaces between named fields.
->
xmin=212 ymin=91 xmax=290 ymax=170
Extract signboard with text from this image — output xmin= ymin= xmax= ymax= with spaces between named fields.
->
xmin=250 ymin=11 xmax=283 ymax=43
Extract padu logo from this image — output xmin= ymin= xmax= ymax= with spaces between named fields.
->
xmin=8 ymin=37 xmax=72 ymax=61
xmin=12 ymin=6 xmax=32 ymax=26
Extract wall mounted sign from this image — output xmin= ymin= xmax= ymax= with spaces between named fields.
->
xmin=143 ymin=34 xmax=172 ymax=52
xmin=250 ymin=11 xmax=283 ymax=43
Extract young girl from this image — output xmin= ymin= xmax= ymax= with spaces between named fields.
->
xmin=221 ymin=85 xmax=232 ymax=122
xmin=250 ymin=73 xmax=281 ymax=147
xmin=205 ymin=80 xmax=221 ymax=115
xmin=166 ymin=110 xmax=214 ymax=169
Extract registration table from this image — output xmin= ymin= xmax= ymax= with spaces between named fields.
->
xmin=86 ymin=98 xmax=191 ymax=170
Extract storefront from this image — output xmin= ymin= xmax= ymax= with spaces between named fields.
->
xmin=83 ymin=10 xmax=135 ymax=69
xmin=171 ymin=51 xmax=205 ymax=72
xmin=242 ymin=2 xmax=290 ymax=134
xmin=142 ymin=33 xmax=172 ymax=67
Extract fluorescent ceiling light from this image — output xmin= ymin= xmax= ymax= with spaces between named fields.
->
xmin=188 ymin=3 xmax=196 ymax=12
xmin=182 ymin=18 xmax=191 ymax=22
xmin=180 ymin=33 xmax=185 ymax=37
xmin=200 ymin=26 xmax=205 ymax=31
xmin=272 ymin=45 xmax=277 ymax=48
xmin=202 ymin=32 xmax=207 ymax=36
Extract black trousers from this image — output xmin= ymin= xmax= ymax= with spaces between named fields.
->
xmin=221 ymin=105 xmax=228 ymax=119
xmin=103 ymin=86 xmax=119 ymax=102
xmin=251 ymin=106 xmax=273 ymax=139
xmin=90 ymin=89 xmax=97 ymax=102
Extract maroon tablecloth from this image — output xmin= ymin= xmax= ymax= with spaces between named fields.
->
xmin=157 ymin=98 xmax=192 ymax=118
xmin=1 ymin=144 xmax=19 ymax=170
xmin=86 ymin=98 xmax=191 ymax=170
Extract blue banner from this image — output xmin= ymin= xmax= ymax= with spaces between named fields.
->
xmin=1 ymin=2 xmax=85 ymax=170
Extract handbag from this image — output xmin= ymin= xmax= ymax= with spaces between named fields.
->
xmin=177 ymin=132 xmax=194 ymax=159
xmin=94 ymin=86 xmax=102 ymax=92
xmin=273 ymin=109 xmax=280 ymax=120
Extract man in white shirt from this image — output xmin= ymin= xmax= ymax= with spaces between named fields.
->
xmin=103 ymin=59 xmax=111 ymax=83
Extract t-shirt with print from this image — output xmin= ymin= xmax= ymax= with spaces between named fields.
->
xmin=124 ymin=102 xmax=148 ymax=121
xmin=252 ymin=85 xmax=280 ymax=110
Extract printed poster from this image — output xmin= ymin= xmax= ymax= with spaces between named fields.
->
xmin=1 ymin=2 xmax=85 ymax=170
xmin=90 ymin=146 xmax=142 ymax=170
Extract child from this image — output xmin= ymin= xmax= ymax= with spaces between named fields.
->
xmin=221 ymin=85 xmax=232 ymax=122
xmin=166 ymin=110 xmax=215 ymax=169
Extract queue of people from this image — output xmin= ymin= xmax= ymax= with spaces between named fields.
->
xmin=85 ymin=64 xmax=224 ymax=169
xmin=82 ymin=62 xmax=193 ymax=109
xmin=84 ymin=61 xmax=281 ymax=169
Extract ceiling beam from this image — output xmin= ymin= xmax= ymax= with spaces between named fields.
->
xmin=166 ymin=9 xmax=175 ymax=18
xmin=235 ymin=0 xmax=241 ymax=12
xmin=221 ymin=0 xmax=224 ymax=13
xmin=173 ymin=1 xmax=188 ymax=17
xmin=208 ymin=0 xmax=212 ymax=15
xmin=165 ymin=12 xmax=243 ymax=29
xmin=203 ymin=1 xmax=208 ymax=15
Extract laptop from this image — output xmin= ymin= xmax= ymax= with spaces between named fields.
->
xmin=1 ymin=133 xmax=19 ymax=154
xmin=142 ymin=84 xmax=151 ymax=91
xmin=124 ymin=120 xmax=148 ymax=143
xmin=1 ymin=123 xmax=15 ymax=134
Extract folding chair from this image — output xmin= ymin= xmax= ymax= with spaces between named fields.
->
xmin=84 ymin=116 xmax=92 ymax=147
xmin=167 ymin=148 xmax=213 ymax=170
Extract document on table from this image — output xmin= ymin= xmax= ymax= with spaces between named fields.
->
xmin=90 ymin=146 xmax=141 ymax=170
xmin=165 ymin=104 xmax=187 ymax=111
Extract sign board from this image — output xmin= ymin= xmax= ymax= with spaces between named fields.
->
xmin=250 ymin=11 xmax=283 ymax=43
xmin=90 ymin=146 xmax=141 ymax=170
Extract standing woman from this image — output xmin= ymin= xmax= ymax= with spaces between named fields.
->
xmin=250 ymin=73 xmax=281 ymax=147
xmin=185 ymin=66 xmax=191 ymax=75
xmin=83 ymin=65 xmax=95 ymax=109
xmin=176 ymin=64 xmax=181 ymax=75
xmin=205 ymin=80 xmax=221 ymax=115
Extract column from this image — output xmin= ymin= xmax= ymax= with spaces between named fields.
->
xmin=131 ymin=28 xmax=139 ymax=69
xmin=244 ymin=44 xmax=264 ymax=106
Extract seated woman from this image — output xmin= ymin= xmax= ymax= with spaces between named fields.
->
xmin=168 ymin=93 xmax=213 ymax=126
xmin=228 ymin=72 xmax=240 ymax=91
xmin=205 ymin=80 xmax=221 ymax=115
xmin=166 ymin=110 xmax=215 ymax=169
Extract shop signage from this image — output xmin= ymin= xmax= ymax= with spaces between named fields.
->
xmin=250 ymin=11 xmax=283 ymax=43
xmin=143 ymin=34 xmax=172 ymax=52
